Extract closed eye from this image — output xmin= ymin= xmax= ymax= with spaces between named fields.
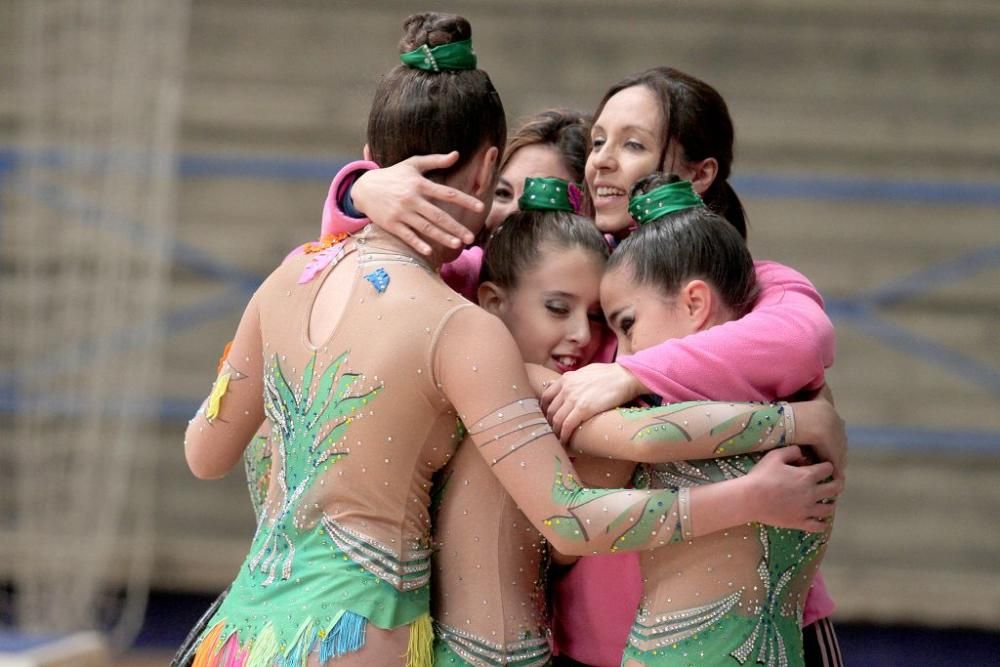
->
xmin=546 ymin=302 xmax=570 ymax=316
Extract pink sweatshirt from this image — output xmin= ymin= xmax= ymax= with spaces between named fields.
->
xmin=320 ymin=167 xmax=837 ymax=665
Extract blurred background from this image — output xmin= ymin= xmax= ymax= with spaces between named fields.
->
xmin=0 ymin=0 xmax=997 ymax=665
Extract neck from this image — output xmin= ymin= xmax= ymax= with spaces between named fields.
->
xmin=359 ymin=226 xmax=441 ymax=271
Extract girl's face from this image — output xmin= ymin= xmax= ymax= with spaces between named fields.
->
xmin=586 ymin=85 xmax=664 ymax=234
xmin=600 ymin=265 xmax=696 ymax=355
xmin=487 ymin=144 xmax=574 ymax=231
xmin=492 ymin=243 xmax=606 ymax=374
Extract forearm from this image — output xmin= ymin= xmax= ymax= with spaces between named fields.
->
xmin=569 ymin=401 xmax=792 ymax=463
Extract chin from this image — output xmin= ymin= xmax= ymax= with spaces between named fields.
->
xmin=595 ymin=215 xmax=631 ymax=234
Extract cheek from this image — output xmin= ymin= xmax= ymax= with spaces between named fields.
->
xmin=486 ymin=200 xmax=516 ymax=230
xmin=507 ymin=309 xmax=559 ymax=365
xmin=623 ymin=153 xmax=660 ymax=187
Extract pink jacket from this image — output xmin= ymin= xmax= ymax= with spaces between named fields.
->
xmin=319 ymin=167 xmax=837 ymax=665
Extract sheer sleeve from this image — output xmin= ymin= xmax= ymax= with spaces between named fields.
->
xmin=617 ymin=261 xmax=835 ymax=402
xmin=433 ymin=307 xmax=755 ymax=556
xmin=184 ymin=292 xmax=266 ymax=479
xmin=569 ymin=401 xmax=792 ymax=463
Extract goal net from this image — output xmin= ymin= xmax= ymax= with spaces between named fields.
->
xmin=0 ymin=0 xmax=191 ymax=645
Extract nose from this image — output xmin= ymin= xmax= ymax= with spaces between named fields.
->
xmin=590 ymin=143 xmax=616 ymax=172
xmin=615 ymin=332 xmax=631 ymax=356
xmin=566 ymin=311 xmax=592 ymax=349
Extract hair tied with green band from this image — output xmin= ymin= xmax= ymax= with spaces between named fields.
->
xmin=400 ymin=38 xmax=477 ymax=72
xmin=518 ymin=177 xmax=584 ymax=214
xmin=628 ymin=179 xmax=704 ymax=226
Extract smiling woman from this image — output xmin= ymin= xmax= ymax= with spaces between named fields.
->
xmin=587 ymin=86 xmax=665 ymax=234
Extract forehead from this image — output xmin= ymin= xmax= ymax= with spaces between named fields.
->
xmin=599 ymin=265 xmax=635 ymax=308
xmin=519 ymin=244 xmax=604 ymax=292
xmin=595 ymin=85 xmax=662 ymax=135
xmin=502 ymin=143 xmax=572 ymax=183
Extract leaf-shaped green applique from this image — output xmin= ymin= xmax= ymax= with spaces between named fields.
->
xmin=543 ymin=458 xmax=673 ymax=547
xmin=249 ymin=350 xmax=380 ymax=586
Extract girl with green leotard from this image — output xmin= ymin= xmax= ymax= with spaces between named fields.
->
xmin=181 ymin=15 xmax=841 ymax=666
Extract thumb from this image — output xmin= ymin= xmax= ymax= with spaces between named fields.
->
xmin=409 ymin=151 xmax=460 ymax=172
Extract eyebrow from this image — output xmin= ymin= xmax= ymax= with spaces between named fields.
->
xmin=591 ymin=123 xmax=657 ymax=138
xmin=542 ymin=291 xmax=576 ymax=299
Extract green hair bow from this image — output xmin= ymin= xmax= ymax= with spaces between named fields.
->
xmin=627 ymin=180 xmax=704 ymax=225
xmin=518 ymin=177 xmax=584 ymax=214
xmin=400 ymin=38 xmax=477 ymax=72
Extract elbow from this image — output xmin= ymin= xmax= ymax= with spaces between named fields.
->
xmin=778 ymin=318 xmax=836 ymax=394
xmin=185 ymin=447 xmax=227 ymax=480
xmin=184 ymin=427 xmax=228 ymax=480
xmin=540 ymin=527 xmax=593 ymax=556
xmin=547 ymin=537 xmax=588 ymax=557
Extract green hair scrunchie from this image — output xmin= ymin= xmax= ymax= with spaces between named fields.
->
xmin=399 ymin=38 xmax=477 ymax=72
xmin=518 ymin=177 xmax=584 ymax=214
xmin=627 ymin=180 xmax=704 ymax=226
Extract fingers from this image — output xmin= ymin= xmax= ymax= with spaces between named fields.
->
xmin=771 ymin=445 xmax=803 ymax=463
xmin=386 ymin=220 xmax=433 ymax=256
xmin=550 ymin=402 xmax=573 ymax=444
xmin=541 ymin=380 xmax=563 ymax=416
xmin=420 ymin=179 xmax=485 ymax=215
xmin=407 ymin=151 xmax=461 ymax=171
xmin=804 ymin=460 xmax=834 ymax=483
xmin=814 ymin=478 xmax=844 ymax=502
xmin=559 ymin=408 xmax=586 ymax=445
xmin=409 ymin=203 xmax=466 ymax=248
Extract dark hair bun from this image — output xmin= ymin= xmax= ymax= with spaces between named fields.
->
xmin=399 ymin=12 xmax=472 ymax=53
xmin=630 ymin=171 xmax=682 ymax=200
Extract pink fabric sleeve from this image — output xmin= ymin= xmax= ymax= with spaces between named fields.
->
xmin=316 ymin=159 xmax=485 ymax=303
xmin=617 ymin=260 xmax=835 ymax=403
xmin=319 ymin=160 xmax=378 ymax=237
xmin=439 ymin=246 xmax=483 ymax=303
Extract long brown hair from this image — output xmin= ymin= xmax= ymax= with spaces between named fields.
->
xmin=594 ymin=67 xmax=747 ymax=238
xmin=500 ymin=109 xmax=591 ymax=184
xmin=367 ymin=13 xmax=507 ymax=180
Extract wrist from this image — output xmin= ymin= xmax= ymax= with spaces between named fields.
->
xmin=732 ymin=475 xmax=759 ymax=525
xmin=352 ymin=170 xmax=373 ymax=212
xmin=779 ymin=401 xmax=797 ymax=445
xmin=616 ymin=363 xmax=645 ymax=401
xmin=341 ymin=180 xmax=366 ymax=219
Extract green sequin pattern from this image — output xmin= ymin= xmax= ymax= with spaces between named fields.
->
xmin=627 ymin=455 xmax=827 ymax=666
xmin=198 ymin=351 xmax=430 ymax=651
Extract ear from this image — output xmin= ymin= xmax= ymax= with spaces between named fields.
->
xmin=471 ymin=145 xmax=500 ymax=198
xmin=362 ymin=144 xmax=373 ymax=161
xmin=477 ymin=281 xmax=507 ymax=317
xmin=678 ymin=279 xmax=714 ymax=331
xmin=688 ymin=157 xmax=719 ymax=196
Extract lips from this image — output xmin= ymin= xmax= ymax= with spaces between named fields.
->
xmin=551 ymin=355 xmax=581 ymax=373
xmin=592 ymin=185 xmax=627 ymax=209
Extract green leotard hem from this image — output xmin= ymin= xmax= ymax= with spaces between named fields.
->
xmin=433 ymin=630 xmax=552 ymax=667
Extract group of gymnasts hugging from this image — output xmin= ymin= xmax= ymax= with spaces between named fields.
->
xmin=177 ymin=11 xmax=848 ymax=667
